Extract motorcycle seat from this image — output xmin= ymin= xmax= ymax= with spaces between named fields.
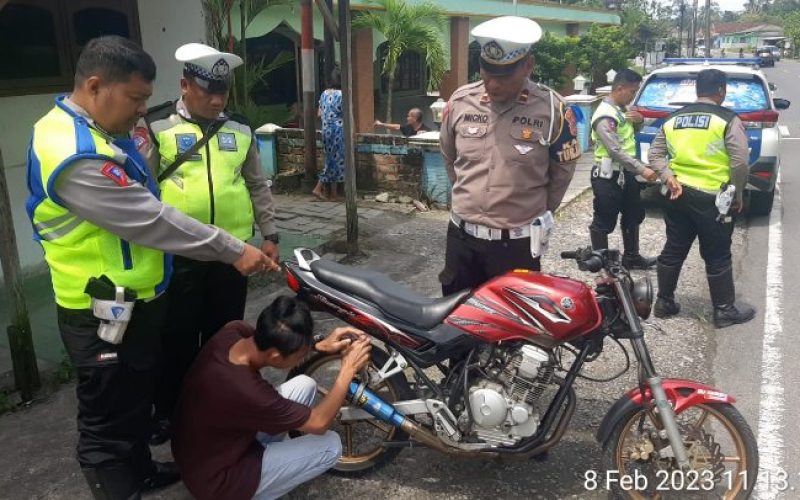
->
xmin=310 ymin=259 xmax=471 ymax=329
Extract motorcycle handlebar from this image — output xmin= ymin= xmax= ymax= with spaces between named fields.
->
xmin=561 ymin=247 xmax=605 ymax=273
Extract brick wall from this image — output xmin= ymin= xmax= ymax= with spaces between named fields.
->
xmin=275 ymin=129 xmax=324 ymax=175
xmin=356 ymin=134 xmax=422 ymax=195
xmin=274 ymin=129 xmax=424 ymax=196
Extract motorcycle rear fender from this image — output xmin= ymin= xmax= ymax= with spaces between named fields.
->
xmin=595 ymin=378 xmax=736 ymax=446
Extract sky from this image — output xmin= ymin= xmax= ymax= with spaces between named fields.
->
xmin=658 ymin=0 xmax=747 ymax=13
xmin=716 ymin=0 xmax=746 ymax=11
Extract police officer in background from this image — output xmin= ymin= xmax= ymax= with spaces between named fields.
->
xmin=589 ymin=69 xmax=658 ymax=269
xmin=137 ymin=43 xmax=280 ymax=442
xmin=648 ymin=69 xmax=755 ymax=328
xmin=25 ymin=36 xmax=275 ymax=499
xmin=439 ymin=16 xmax=580 ymax=295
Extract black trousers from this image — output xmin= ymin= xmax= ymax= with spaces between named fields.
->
xmin=154 ymin=256 xmax=248 ymax=420
xmin=658 ymin=186 xmax=734 ymax=275
xmin=439 ymin=222 xmax=541 ymax=296
xmin=58 ymin=295 xmax=167 ymax=472
xmin=589 ymin=170 xmax=646 ymax=234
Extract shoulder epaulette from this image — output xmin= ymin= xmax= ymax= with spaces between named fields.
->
xmin=144 ymin=100 xmax=175 ymax=123
xmin=450 ymin=81 xmax=485 ymax=101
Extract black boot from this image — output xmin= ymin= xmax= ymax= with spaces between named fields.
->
xmin=590 ymin=229 xmax=609 ymax=250
xmin=654 ymin=261 xmax=682 ymax=318
xmin=148 ymin=415 xmax=171 ymax=446
xmin=708 ymin=267 xmax=755 ymax=328
xmin=621 ymin=227 xmax=656 ymax=270
xmin=142 ymin=461 xmax=181 ymax=492
xmin=82 ymin=465 xmax=142 ymax=500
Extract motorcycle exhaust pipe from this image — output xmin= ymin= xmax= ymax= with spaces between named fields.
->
xmin=347 ymin=381 xmax=462 ymax=454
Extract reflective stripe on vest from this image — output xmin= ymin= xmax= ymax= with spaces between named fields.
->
xmin=151 ymin=113 xmax=255 ymax=241
xmin=663 ymin=103 xmax=735 ymax=192
xmin=591 ymin=100 xmax=636 ymax=163
xmin=26 ymin=96 xmax=170 ymax=309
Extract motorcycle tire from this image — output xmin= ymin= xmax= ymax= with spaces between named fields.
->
xmin=601 ymin=402 xmax=758 ymax=499
xmin=289 ymin=345 xmax=414 ymax=477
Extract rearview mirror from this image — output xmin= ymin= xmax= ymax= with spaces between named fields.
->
xmin=769 ymin=83 xmax=777 ymax=91
xmin=774 ymin=98 xmax=791 ymax=110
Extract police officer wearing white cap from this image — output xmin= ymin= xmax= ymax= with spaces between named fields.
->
xmin=137 ymin=43 xmax=280 ymax=442
xmin=25 ymin=36 xmax=274 ymax=499
xmin=439 ymin=16 xmax=581 ymax=295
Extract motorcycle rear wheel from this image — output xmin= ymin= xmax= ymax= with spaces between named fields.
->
xmin=601 ymin=402 xmax=758 ymax=499
xmin=289 ymin=346 xmax=414 ymax=476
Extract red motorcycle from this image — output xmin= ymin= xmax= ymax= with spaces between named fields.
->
xmin=286 ymin=247 xmax=757 ymax=498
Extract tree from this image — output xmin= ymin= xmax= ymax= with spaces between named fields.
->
xmin=352 ymin=0 xmax=447 ymax=122
xmin=531 ymin=33 xmax=581 ymax=89
xmin=577 ymin=25 xmax=637 ymax=90
xmin=784 ymin=11 xmax=800 ymax=57
xmin=201 ymin=0 xmax=294 ymax=125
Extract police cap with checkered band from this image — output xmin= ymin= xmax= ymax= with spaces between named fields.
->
xmin=471 ymin=16 xmax=543 ymax=76
xmin=175 ymin=43 xmax=243 ymax=94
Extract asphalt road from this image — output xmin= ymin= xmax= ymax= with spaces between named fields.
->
xmin=714 ymin=60 xmax=800 ymax=499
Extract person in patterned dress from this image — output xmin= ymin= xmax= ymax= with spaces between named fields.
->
xmin=314 ymin=68 xmax=345 ymax=200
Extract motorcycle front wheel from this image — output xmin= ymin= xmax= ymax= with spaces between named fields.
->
xmin=601 ymin=402 xmax=758 ymax=499
xmin=289 ymin=345 xmax=414 ymax=476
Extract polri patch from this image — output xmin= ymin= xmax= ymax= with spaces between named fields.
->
xmin=217 ymin=132 xmax=238 ymax=151
xmin=100 ymin=162 xmax=129 ymax=187
xmin=132 ymin=127 xmax=149 ymax=150
xmin=175 ymin=133 xmax=202 ymax=160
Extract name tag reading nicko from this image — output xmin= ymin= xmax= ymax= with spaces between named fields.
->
xmin=218 ymin=132 xmax=238 ymax=151
xmin=514 ymin=144 xmax=534 ymax=155
xmin=175 ymin=133 xmax=202 ymax=161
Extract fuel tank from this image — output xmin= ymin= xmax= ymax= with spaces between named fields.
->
xmin=445 ymin=269 xmax=603 ymax=346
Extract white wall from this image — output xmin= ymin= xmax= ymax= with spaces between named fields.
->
xmin=0 ymin=0 xmax=207 ymax=278
xmin=137 ymin=0 xmax=207 ymax=104
xmin=0 ymin=93 xmax=59 ymax=272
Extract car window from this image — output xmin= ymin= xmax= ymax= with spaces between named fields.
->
xmin=635 ymin=75 xmax=769 ymax=112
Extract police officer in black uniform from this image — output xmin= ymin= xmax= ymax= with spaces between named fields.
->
xmin=648 ymin=69 xmax=755 ymax=328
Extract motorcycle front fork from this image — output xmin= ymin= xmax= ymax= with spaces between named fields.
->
xmin=615 ymin=277 xmax=692 ymax=471
xmin=645 ymin=375 xmax=692 ymax=470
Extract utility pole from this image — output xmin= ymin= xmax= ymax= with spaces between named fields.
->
xmin=678 ymin=2 xmax=685 ymax=56
xmin=338 ymin=0 xmax=359 ymax=254
xmin=692 ymin=0 xmax=699 ymax=57
xmin=301 ymin=0 xmax=317 ymax=187
xmin=704 ymin=0 xmax=712 ymax=58
xmin=0 ymin=148 xmax=40 ymax=402
xmin=322 ymin=0 xmax=335 ymax=86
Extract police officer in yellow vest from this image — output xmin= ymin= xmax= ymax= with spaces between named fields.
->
xmin=25 ymin=36 xmax=275 ymax=499
xmin=135 ymin=43 xmax=280 ymax=441
xmin=649 ymin=69 xmax=755 ymax=328
xmin=589 ymin=69 xmax=658 ymax=269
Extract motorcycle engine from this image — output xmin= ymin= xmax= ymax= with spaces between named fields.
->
xmin=462 ymin=344 xmax=556 ymax=447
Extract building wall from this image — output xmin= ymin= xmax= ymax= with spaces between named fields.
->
xmin=137 ymin=0 xmax=207 ymax=104
xmin=0 ymin=0 xmax=206 ymax=278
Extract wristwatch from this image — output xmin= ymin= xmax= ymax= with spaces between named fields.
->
xmin=264 ymin=233 xmax=280 ymax=244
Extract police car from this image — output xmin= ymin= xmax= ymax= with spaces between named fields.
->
xmin=631 ymin=58 xmax=791 ymax=215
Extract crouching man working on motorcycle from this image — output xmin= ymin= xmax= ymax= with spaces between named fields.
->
xmin=171 ymin=296 xmax=371 ymax=500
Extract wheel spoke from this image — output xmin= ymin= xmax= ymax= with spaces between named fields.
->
xmin=695 ymin=409 xmax=710 ymax=430
xmin=721 ymin=456 xmax=742 ymax=463
xmin=365 ymin=418 xmax=392 ymax=434
xmin=344 ymin=423 xmax=354 ymax=456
